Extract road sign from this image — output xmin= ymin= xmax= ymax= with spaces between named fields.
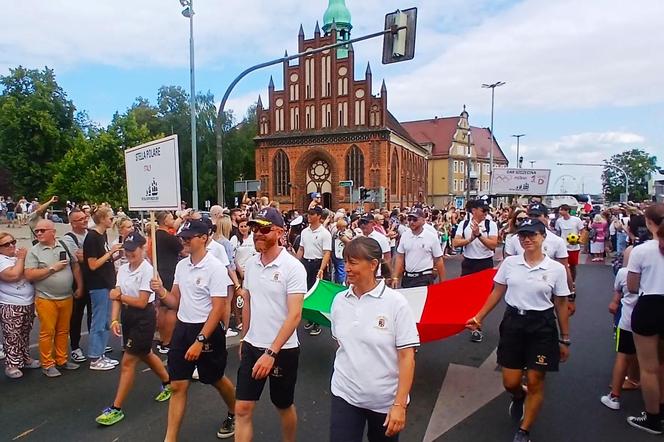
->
xmin=234 ymin=180 xmax=261 ymax=193
xmin=204 ymin=200 xmax=211 ymax=209
xmin=124 ymin=135 xmax=181 ymax=211
xmin=383 ymin=8 xmax=417 ymax=64
xmin=491 ymin=168 xmax=550 ymax=195
xmin=339 ymin=180 xmax=354 ymax=188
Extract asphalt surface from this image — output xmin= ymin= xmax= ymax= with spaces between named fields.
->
xmin=0 ymin=252 xmax=660 ymax=442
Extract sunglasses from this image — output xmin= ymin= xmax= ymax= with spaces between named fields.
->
xmin=0 ymin=239 xmax=17 ymax=247
xmin=180 ymin=234 xmax=205 ymax=243
xmin=516 ymin=216 xmax=528 ymax=221
xmin=517 ymin=231 xmax=540 ymax=239
xmin=34 ymin=229 xmax=53 ymax=234
xmin=251 ymin=225 xmax=275 ymax=235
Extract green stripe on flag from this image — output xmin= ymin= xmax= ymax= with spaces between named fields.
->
xmin=302 ymin=279 xmax=347 ymax=328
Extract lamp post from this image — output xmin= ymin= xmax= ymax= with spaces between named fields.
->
xmin=512 ymin=134 xmax=525 ymax=168
xmin=529 ymin=160 xmax=536 ymax=169
xmin=181 ymin=0 xmax=198 ymax=210
xmin=481 ymin=81 xmax=505 ymax=193
xmin=557 ymin=162 xmax=630 ymax=201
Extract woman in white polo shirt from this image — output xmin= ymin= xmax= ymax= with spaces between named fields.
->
xmin=330 ymin=236 xmax=419 ymax=442
xmin=465 ymin=219 xmax=571 ymax=442
xmin=95 ymin=232 xmax=171 ymax=427
xmin=625 ymin=203 xmax=664 ymax=435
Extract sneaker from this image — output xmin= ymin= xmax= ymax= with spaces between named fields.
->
xmin=57 ymin=361 xmax=81 ymax=370
xmin=509 ymin=391 xmax=526 ymax=421
xmin=470 ymin=330 xmax=483 ymax=343
xmin=154 ymin=384 xmax=172 ymax=402
xmin=513 ymin=429 xmax=530 ymax=442
xmin=24 ymin=359 xmax=41 ymax=369
xmin=90 ymin=358 xmax=116 ymax=371
xmin=627 ymin=412 xmax=663 ymax=435
xmin=71 ymin=348 xmax=87 ymax=363
xmin=309 ymin=324 xmax=322 ymax=336
xmin=95 ymin=407 xmax=125 ymax=426
xmin=42 ymin=366 xmax=62 ymax=377
xmin=304 ymin=321 xmax=314 ymax=330
xmin=104 ymin=346 xmax=113 ymax=354
xmin=226 ymin=328 xmax=239 ymax=338
xmin=600 ymin=393 xmax=620 ymax=410
xmin=102 ymin=355 xmax=119 ymax=366
xmin=5 ymin=367 xmax=23 ymax=379
xmin=157 ymin=343 xmax=170 ymax=354
xmin=192 ymin=368 xmax=199 ymax=381
xmin=216 ymin=415 xmax=235 ymax=439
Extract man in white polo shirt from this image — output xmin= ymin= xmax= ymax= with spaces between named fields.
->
xmin=358 ymin=214 xmax=392 ymax=277
xmin=392 ymin=208 xmax=446 ymax=288
xmin=555 ymin=204 xmax=585 ymax=297
xmin=150 ymin=220 xmax=237 ymax=441
xmin=297 ymin=206 xmax=332 ymax=336
xmin=235 ymin=208 xmax=307 ymax=442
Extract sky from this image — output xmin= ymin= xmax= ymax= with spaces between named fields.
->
xmin=1 ymin=0 xmax=662 ymax=195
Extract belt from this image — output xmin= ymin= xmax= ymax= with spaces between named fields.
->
xmin=404 ymin=270 xmax=433 ymax=278
xmin=506 ymin=305 xmax=553 ymax=316
xmin=303 ymin=258 xmax=322 ymax=263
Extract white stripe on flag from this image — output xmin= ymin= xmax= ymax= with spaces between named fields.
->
xmin=397 ymin=286 xmax=428 ymax=321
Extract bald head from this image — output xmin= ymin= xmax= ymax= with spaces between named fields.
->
xmin=35 ymin=219 xmax=56 ymax=245
xmin=36 ymin=219 xmax=55 ymax=230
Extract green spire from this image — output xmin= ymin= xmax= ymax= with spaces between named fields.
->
xmin=322 ymin=0 xmax=352 ymax=33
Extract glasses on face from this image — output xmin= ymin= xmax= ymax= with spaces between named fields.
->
xmin=34 ymin=229 xmax=53 ymax=234
xmin=516 ymin=216 xmax=528 ymax=222
xmin=181 ymin=234 xmax=205 ymax=243
xmin=407 ymin=217 xmax=418 ymax=223
xmin=251 ymin=225 xmax=274 ymax=235
xmin=517 ymin=232 xmax=539 ymax=240
xmin=0 ymin=239 xmax=17 ymax=247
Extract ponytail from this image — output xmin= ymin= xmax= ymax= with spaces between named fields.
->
xmin=644 ymin=203 xmax=664 ymax=256
xmin=658 ymin=219 xmax=664 ymax=256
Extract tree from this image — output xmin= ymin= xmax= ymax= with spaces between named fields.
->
xmin=602 ymin=148 xmax=658 ymax=202
xmin=222 ymin=105 xmax=257 ymax=205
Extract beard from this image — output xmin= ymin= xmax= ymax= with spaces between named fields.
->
xmin=255 ymin=235 xmax=277 ymax=252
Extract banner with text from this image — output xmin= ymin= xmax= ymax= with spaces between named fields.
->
xmin=125 ymin=135 xmax=181 ymax=211
xmin=491 ymin=168 xmax=550 ymax=195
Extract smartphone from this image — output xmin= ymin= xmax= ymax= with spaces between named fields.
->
xmin=59 ymin=251 xmax=67 ymax=261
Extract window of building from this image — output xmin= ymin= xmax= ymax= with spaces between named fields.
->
xmin=346 ymin=145 xmax=364 ymax=188
xmin=273 ymin=150 xmax=290 ymax=196
xmin=354 ymin=100 xmax=366 ymax=125
xmin=453 ymin=179 xmax=458 ymax=192
xmin=460 ymin=161 xmax=464 ymax=173
xmin=390 ymin=150 xmax=399 ymax=195
xmin=305 ymin=57 xmax=315 ymax=99
xmin=338 ymin=102 xmax=348 ymax=127
xmin=453 ymin=161 xmax=458 ymax=173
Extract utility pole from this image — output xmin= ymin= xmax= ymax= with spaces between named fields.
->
xmin=512 ymin=134 xmax=525 ymax=168
xmin=482 ymin=81 xmax=505 ymax=193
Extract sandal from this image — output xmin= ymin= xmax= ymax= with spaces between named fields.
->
xmin=5 ymin=367 xmax=23 ymax=379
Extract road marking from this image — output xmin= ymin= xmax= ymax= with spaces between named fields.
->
xmin=12 ymin=420 xmax=48 ymax=440
xmin=423 ymin=348 xmax=504 ymax=442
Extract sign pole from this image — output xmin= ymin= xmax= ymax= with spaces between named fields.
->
xmin=150 ymin=211 xmax=158 ymax=279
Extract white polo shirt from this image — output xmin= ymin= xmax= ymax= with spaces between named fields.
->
xmin=615 ymin=268 xmax=638 ymax=332
xmin=494 ymin=255 xmax=570 ymax=311
xmin=300 ymin=225 xmax=332 ymax=260
xmin=173 ymin=252 xmax=231 ymax=323
xmin=455 ymin=218 xmax=498 ymax=259
xmin=331 ymin=280 xmax=420 ymax=414
xmin=555 ymin=216 xmax=584 ymax=251
xmin=117 ymin=260 xmax=155 ymax=303
xmin=627 ymin=240 xmax=664 ymax=296
xmin=504 ymin=232 xmax=568 ymax=260
xmin=368 ymin=230 xmax=390 ymax=254
xmin=206 ymin=239 xmax=230 ymax=267
xmin=396 ymin=228 xmax=443 ymax=273
xmin=243 ymin=248 xmax=307 ymax=349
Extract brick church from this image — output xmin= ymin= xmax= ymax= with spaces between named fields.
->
xmin=254 ymin=0 xmax=428 ymax=211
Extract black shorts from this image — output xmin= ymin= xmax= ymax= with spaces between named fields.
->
xmin=121 ymin=303 xmax=156 ymax=356
xmin=401 ymin=273 xmax=434 ymax=288
xmin=168 ymin=320 xmax=227 ymax=384
xmin=461 ymin=257 xmax=494 ymax=276
xmin=497 ymin=307 xmax=560 ymax=372
xmin=616 ymin=328 xmax=636 ymax=355
xmin=631 ymin=295 xmax=664 ymax=337
xmin=236 ymin=342 xmax=299 ymax=409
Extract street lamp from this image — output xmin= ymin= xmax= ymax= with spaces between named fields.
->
xmin=557 ymin=162 xmax=630 ymax=201
xmin=481 ymin=81 xmax=505 ymax=194
xmin=512 ymin=134 xmax=525 ymax=168
xmin=529 ymin=160 xmax=536 ymax=169
xmin=180 ymin=0 xmax=198 ymax=210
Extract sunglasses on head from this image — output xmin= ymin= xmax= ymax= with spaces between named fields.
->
xmin=0 ymin=239 xmax=17 ymax=247
xmin=251 ymin=224 xmax=274 ymax=235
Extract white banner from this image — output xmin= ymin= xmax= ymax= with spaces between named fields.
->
xmin=491 ymin=168 xmax=550 ymax=195
xmin=125 ymin=135 xmax=181 ymax=211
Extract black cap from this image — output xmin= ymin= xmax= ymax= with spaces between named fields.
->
xmin=407 ymin=208 xmax=425 ymax=219
xmin=177 ymin=220 xmax=210 ymax=238
xmin=123 ymin=232 xmax=146 ymax=251
xmin=247 ymin=207 xmax=285 ymax=228
xmin=307 ymin=206 xmax=323 ymax=216
xmin=516 ymin=218 xmax=546 ymax=234
xmin=527 ymin=203 xmax=548 ymax=217
xmin=468 ymin=199 xmax=490 ymax=210
xmin=358 ymin=214 xmax=375 ymax=224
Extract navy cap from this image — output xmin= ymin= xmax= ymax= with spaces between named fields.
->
xmin=468 ymin=199 xmax=490 ymax=210
xmin=358 ymin=214 xmax=375 ymax=224
xmin=177 ymin=220 xmax=210 ymax=238
xmin=407 ymin=208 xmax=425 ymax=219
xmin=307 ymin=205 xmax=323 ymax=216
xmin=311 ymin=192 xmax=321 ymax=199
xmin=248 ymin=207 xmax=285 ymax=228
xmin=528 ymin=203 xmax=548 ymax=217
xmin=123 ymin=232 xmax=146 ymax=251
xmin=516 ymin=218 xmax=546 ymax=234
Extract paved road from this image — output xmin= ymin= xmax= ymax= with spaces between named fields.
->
xmin=0 ymin=255 xmax=658 ymax=442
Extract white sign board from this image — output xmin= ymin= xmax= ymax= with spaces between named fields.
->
xmin=125 ymin=135 xmax=181 ymax=211
xmin=491 ymin=168 xmax=550 ymax=195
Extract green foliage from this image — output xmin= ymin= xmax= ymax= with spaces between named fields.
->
xmin=602 ymin=148 xmax=658 ymax=202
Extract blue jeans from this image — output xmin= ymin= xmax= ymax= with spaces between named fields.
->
xmin=616 ymin=232 xmax=628 ymax=255
xmin=88 ymin=288 xmax=110 ymax=358
xmin=332 ymin=257 xmax=346 ymax=285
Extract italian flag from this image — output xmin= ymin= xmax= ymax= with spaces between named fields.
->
xmin=302 ymin=269 xmax=497 ymax=343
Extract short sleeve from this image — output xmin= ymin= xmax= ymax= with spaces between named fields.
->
xmin=286 ymin=260 xmax=307 ymax=295
xmin=488 ymin=221 xmax=499 ymax=236
xmin=173 ymin=260 xmax=183 ymax=285
xmin=576 ymin=218 xmax=585 ymax=231
xmin=613 ymin=271 xmax=624 ymax=292
xmin=455 ymin=224 xmax=463 ymax=238
xmin=208 ymin=260 xmax=231 ymax=297
xmin=504 ymin=236 xmax=517 ymax=255
xmin=555 ymin=240 xmax=568 ymax=258
xmin=552 ymin=264 xmax=571 ymax=296
xmin=0 ymin=258 xmax=13 ymax=273
xmin=322 ymin=230 xmax=333 ymax=251
xmin=396 ymin=236 xmax=406 ymax=254
xmin=626 ymin=246 xmax=644 ymax=274
xmin=430 ymin=235 xmax=444 ymax=258
xmin=24 ymin=248 xmax=40 ymax=269
xmin=379 ymin=235 xmax=390 ymax=253
xmin=394 ymin=295 xmax=420 ymax=349
xmin=140 ymin=263 xmax=154 ymax=292
xmin=494 ymin=259 xmax=509 ymax=285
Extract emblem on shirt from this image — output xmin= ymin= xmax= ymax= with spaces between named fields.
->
xmin=535 ymin=354 xmax=547 ymax=366
xmin=126 ymin=338 xmax=133 ymax=348
xmin=202 ymin=342 xmax=212 ymax=353
xmin=271 ymin=365 xmax=283 ymax=377
xmin=375 ymin=315 xmax=388 ymax=329
xmin=195 ymin=277 xmax=202 ymax=286
xmin=272 ymin=272 xmax=280 ymax=282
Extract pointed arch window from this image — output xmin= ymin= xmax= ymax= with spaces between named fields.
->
xmin=346 ymin=145 xmax=364 ymax=187
xmin=390 ymin=150 xmax=399 ymax=195
xmin=273 ymin=150 xmax=290 ymax=196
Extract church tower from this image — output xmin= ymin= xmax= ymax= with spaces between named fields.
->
xmin=322 ymin=0 xmax=352 ymax=58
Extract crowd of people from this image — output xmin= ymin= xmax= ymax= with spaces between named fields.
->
xmin=0 ymin=190 xmax=663 ymax=441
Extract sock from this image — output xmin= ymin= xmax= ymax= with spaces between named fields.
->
xmin=610 ymin=392 xmax=619 ymax=399
xmin=162 ymin=380 xmax=170 ymax=387
xmin=111 ymin=405 xmax=121 ymax=411
xmin=518 ymin=428 xmax=529 ymax=435
xmin=228 ymin=411 xmax=235 ymax=419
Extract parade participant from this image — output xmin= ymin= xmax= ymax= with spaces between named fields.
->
xmin=61 ymin=209 xmax=91 ymax=363
xmin=555 ymin=204 xmax=585 ymax=293
xmin=234 ymin=208 xmax=306 ymax=442
xmin=330 ymin=236 xmax=419 ymax=442
xmin=332 ymin=218 xmax=354 ymax=284
xmin=453 ymin=199 xmax=498 ymax=342
xmin=0 ymin=232 xmax=40 ymax=379
xmin=391 ymin=208 xmax=445 ymax=288
xmin=625 ymin=203 xmax=664 ymax=435
xmin=214 ymin=215 xmax=243 ymax=335
xmin=84 ymin=206 xmax=121 ymax=370
xmin=95 ymin=232 xmax=172 ymax=426
xmin=296 ymin=206 xmax=332 ymax=336
xmin=465 ymin=219 xmax=570 ymax=442
xmin=358 ymin=214 xmax=392 ymax=277
xmin=24 ymin=219 xmax=84 ymax=377
xmin=150 ymin=219 xmax=237 ymax=441
xmin=155 ymin=211 xmax=183 ymax=355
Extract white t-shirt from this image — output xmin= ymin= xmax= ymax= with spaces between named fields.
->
xmin=455 ymin=218 xmax=498 ymax=259
xmin=494 ymin=255 xmax=570 ymax=311
xmin=331 ymin=280 xmax=420 ymax=414
xmin=230 ymin=234 xmax=257 ymax=271
xmin=117 ymin=260 xmax=155 ymax=303
xmin=333 ymin=229 xmax=353 ymax=260
xmin=396 ymin=228 xmax=443 ymax=273
xmin=368 ymin=230 xmax=391 ymax=254
xmin=243 ymin=248 xmax=307 ymax=350
xmin=300 ymin=225 xmax=332 ymax=260
xmin=206 ymin=239 xmax=230 ymax=267
xmin=615 ymin=267 xmax=638 ymax=332
xmin=173 ymin=253 xmax=231 ymax=323
xmin=627 ymin=240 xmax=664 ymax=296
xmin=0 ymin=255 xmax=34 ymax=305
xmin=504 ymin=232 xmax=568 ymax=260
xmin=555 ymin=216 xmax=585 ymax=251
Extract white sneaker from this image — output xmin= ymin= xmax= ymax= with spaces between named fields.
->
xmin=192 ymin=368 xmax=199 ymax=380
xmin=102 ymin=355 xmax=119 ymax=366
xmin=226 ymin=328 xmax=239 ymax=338
xmin=71 ymin=348 xmax=87 ymax=363
xmin=90 ymin=358 xmax=116 ymax=371
xmin=600 ymin=393 xmax=620 ymax=410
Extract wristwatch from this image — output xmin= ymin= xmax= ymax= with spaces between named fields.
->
xmin=264 ymin=348 xmax=278 ymax=358
xmin=559 ymin=339 xmax=571 ymax=346
xmin=196 ymin=334 xmax=207 ymax=344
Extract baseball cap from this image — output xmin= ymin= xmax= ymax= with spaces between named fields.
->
xmin=308 ymin=206 xmax=323 ymax=216
xmin=311 ymin=192 xmax=321 ymax=199
xmin=358 ymin=214 xmax=375 ymax=224
xmin=177 ymin=219 xmax=210 ymax=238
xmin=248 ymin=207 xmax=285 ymax=228
xmin=123 ymin=232 xmax=146 ymax=251
xmin=468 ymin=199 xmax=489 ymax=210
xmin=516 ymin=218 xmax=546 ymax=234
xmin=527 ymin=203 xmax=548 ymax=217
xmin=407 ymin=208 xmax=425 ymax=219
